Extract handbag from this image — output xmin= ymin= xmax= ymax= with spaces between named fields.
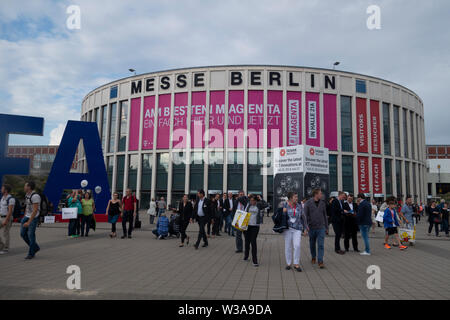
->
xmin=433 ymin=216 xmax=442 ymax=224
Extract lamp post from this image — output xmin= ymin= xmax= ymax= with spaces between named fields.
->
xmin=333 ymin=62 xmax=340 ymax=70
xmin=129 ymin=68 xmax=136 ymax=76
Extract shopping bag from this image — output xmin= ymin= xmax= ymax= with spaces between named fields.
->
xmin=375 ymin=211 xmax=384 ymax=223
xmin=62 ymin=207 xmax=78 ymax=219
xmin=232 ymin=209 xmax=251 ymax=231
xmin=399 ymin=226 xmax=416 ymax=244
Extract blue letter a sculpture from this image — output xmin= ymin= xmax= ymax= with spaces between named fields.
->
xmin=44 ymin=121 xmax=111 ymax=213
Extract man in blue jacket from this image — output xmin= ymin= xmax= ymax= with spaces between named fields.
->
xmin=356 ymin=193 xmax=372 ymax=256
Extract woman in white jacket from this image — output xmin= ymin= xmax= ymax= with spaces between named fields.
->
xmin=147 ymin=198 xmax=157 ymax=224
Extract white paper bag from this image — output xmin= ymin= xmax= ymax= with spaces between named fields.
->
xmin=44 ymin=216 xmax=55 ymax=224
xmin=375 ymin=211 xmax=384 ymax=223
xmin=62 ymin=207 xmax=78 ymax=219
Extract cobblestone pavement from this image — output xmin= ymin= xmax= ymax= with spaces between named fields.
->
xmin=0 ymin=215 xmax=449 ymax=300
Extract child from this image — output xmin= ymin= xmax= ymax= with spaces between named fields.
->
xmin=152 ymin=213 xmax=169 ymax=239
xmin=383 ymin=200 xmax=408 ymax=250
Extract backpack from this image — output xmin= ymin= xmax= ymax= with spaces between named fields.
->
xmin=27 ymin=192 xmax=49 ymax=216
xmin=6 ymin=195 xmax=22 ymax=219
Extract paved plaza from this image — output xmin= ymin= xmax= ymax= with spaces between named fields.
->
xmin=0 ymin=216 xmax=449 ymax=300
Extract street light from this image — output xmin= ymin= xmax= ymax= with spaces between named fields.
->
xmin=129 ymin=68 xmax=136 ymax=75
xmin=333 ymin=62 xmax=340 ymax=70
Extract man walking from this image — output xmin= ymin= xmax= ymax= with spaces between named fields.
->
xmin=304 ymin=189 xmax=328 ymax=269
xmin=343 ymin=193 xmax=359 ymax=252
xmin=21 ymin=181 xmax=41 ymax=259
xmin=0 ymin=184 xmax=14 ymax=254
xmin=330 ymin=191 xmax=346 ymax=254
xmin=234 ymin=190 xmax=248 ymax=253
xmin=193 ymin=190 xmax=212 ymax=249
xmin=356 ymin=194 xmax=372 ymax=255
xmin=224 ymin=192 xmax=236 ymax=235
xmin=121 ymin=189 xmax=137 ymax=239
xmin=400 ymin=196 xmax=414 ymax=230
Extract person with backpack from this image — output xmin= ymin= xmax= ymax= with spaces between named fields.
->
xmin=21 ymin=181 xmax=41 ymax=259
xmin=0 ymin=184 xmax=15 ymax=254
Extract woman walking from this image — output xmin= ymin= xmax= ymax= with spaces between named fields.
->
xmin=178 ymin=195 xmax=193 ymax=247
xmin=147 ymin=198 xmax=157 ymax=224
xmin=427 ymin=201 xmax=441 ymax=237
xmin=80 ymin=192 xmax=95 ymax=237
xmin=283 ymin=192 xmax=306 ymax=272
xmin=105 ymin=192 xmax=121 ymax=238
xmin=243 ymin=195 xmax=263 ymax=267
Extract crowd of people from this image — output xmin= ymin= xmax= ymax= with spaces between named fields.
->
xmin=1 ymin=181 xmax=449 ymax=267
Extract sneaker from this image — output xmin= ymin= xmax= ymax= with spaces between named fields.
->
xmin=384 ymin=243 xmax=391 ymax=249
xmin=0 ymin=250 xmax=6 ymax=255
xmin=128 ymin=235 xmax=132 ymax=239
xmin=253 ymin=263 xmax=259 ymax=267
xmin=318 ymin=262 xmax=325 ymax=269
xmin=399 ymin=245 xmax=408 ymax=250
xmin=285 ymin=266 xmax=291 ymax=270
xmin=311 ymin=258 xmax=316 ymax=264
xmin=121 ymin=235 xmax=126 ymax=239
xmin=24 ymin=255 xmax=34 ymax=260
xmin=360 ymin=251 xmax=371 ymax=256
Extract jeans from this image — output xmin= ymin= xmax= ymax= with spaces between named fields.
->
xmin=224 ymin=215 xmax=232 ymax=234
xmin=149 ymin=215 xmax=155 ymax=224
xmin=309 ymin=228 xmax=325 ymax=263
xmin=195 ymin=216 xmax=208 ymax=246
xmin=442 ymin=218 xmax=449 ymax=235
xmin=332 ymin=221 xmax=344 ymax=251
xmin=76 ymin=216 xmax=81 ymax=235
xmin=68 ymin=218 xmax=78 ymax=236
xmin=158 ymin=208 xmax=165 ymax=217
xmin=235 ymin=228 xmax=243 ymax=251
xmin=20 ymin=217 xmax=40 ymax=257
xmin=80 ymin=215 xmax=92 ymax=236
xmin=359 ymin=225 xmax=371 ymax=254
xmin=243 ymin=225 xmax=260 ymax=264
xmin=122 ymin=210 xmax=134 ymax=236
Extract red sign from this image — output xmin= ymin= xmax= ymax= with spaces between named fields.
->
xmin=356 ymin=98 xmax=368 ymax=153
xmin=358 ymin=156 xmax=369 ymax=193
xmin=370 ymin=100 xmax=380 ymax=154
xmin=372 ymin=157 xmax=383 ymax=194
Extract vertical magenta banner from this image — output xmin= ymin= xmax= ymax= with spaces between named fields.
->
xmin=305 ymin=92 xmax=320 ymax=147
xmin=142 ymin=95 xmax=156 ymax=150
xmin=370 ymin=100 xmax=381 ymax=155
xmin=267 ymin=90 xmax=283 ymax=148
xmin=172 ymin=92 xmax=188 ymax=149
xmin=372 ymin=157 xmax=383 ymax=194
xmin=156 ymin=94 xmax=171 ymax=149
xmin=356 ymin=98 xmax=368 ymax=153
xmin=209 ymin=91 xmax=225 ymax=148
xmin=323 ymin=94 xmax=337 ymax=151
xmin=247 ymin=90 xmax=264 ymax=148
xmin=286 ymin=91 xmax=302 ymax=146
xmin=190 ymin=91 xmax=206 ymax=148
xmin=129 ymin=97 xmax=141 ymax=151
xmin=228 ymin=90 xmax=245 ymax=148
xmin=358 ymin=156 xmax=369 ymax=194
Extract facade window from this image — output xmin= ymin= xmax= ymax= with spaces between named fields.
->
xmin=396 ymin=160 xmax=402 ymax=198
xmin=247 ymin=152 xmax=263 ymax=194
xmin=128 ymin=154 xmax=139 ymax=191
xmin=172 ymin=152 xmax=186 ymax=207
xmin=101 ymin=105 xmax=107 ymax=152
xmin=141 ymin=154 xmax=153 ymax=210
xmin=227 ymin=151 xmax=244 ymax=191
xmin=189 ymin=152 xmax=204 ymax=193
xmin=342 ymin=156 xmax=354 ymax=194
xmin=393 ymin=106 xmax=401 ymax=157
xmin=383 ymin=103 xmax=391 ymax=156
xmin=427 ymin=183 xmax=432 ymax=196
xmin=208 ymin=151 xmax=223 ymax=192
xmin=405 ymin=162 xmax=410 ymax=197
xmin=156 ymin=153 xmax=169 ymax=198
xmin=340 ymin=96 xmax=353 ymax=152
xmin=385 ymin=159 xmax=393 ymax=197
xmin=107 ymin=156 xmax=114 ymax=190
xmin=403 ymin=109 xmax=408 ymax=158
xmin=108 ymin=102 xmax=117 ymax=153
xmin=115 ymin=155 xmax=125 ymax=195
xmin=118 ymin=101 xmax=128 ymax=152
xmin=412 ymin=163 xmax=417 ymax=199
xmin=329 ymin=155 xmax=338 ymax=192
xmin=88 ymin=110 xmax=93 ymax=122
xmin=110 ymin=85 xmax=118 ymax=99
xmin=410 ymin=112 xmax=415 ymax=159
xmin=355 ymin=79 xmax=367 ymax=94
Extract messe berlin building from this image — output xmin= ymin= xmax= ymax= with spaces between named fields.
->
xmin=79 ymin=65 xmax=427 ymax=209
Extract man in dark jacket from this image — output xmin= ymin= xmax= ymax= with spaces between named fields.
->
xmin=178 ymin=194 xmax=193 ymax=247
xmin=330 ymin=191 xmax=346 ymax=254
xmin=343 ymin=193 xmax=359 ymax=252
xmin=234 ymin=191 xmax=248 ymax=253
xmin=223 ymin=192 xmax=236 ymax=235
xmin=193 ymin=190 xmax=212 ymax=249
xmin=356 ymin=193 xmax=372 ymax=255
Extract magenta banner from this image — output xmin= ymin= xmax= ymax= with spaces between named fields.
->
xmin=157 ymin=94 xmax=171 ymax=149
xmin=129 ymin=97 xmax=141 ymax=151
xmin=190 ymin=91 xmax=206 ymax=148
xmin=267 ymin=90 xmax=283 ymax=148
xmin=286 ymin=91 xmax=302 ymax=146
xmin=228 ymin=90 xmax=245 ymax=148
xmin=323 ymin=94 xmax=337 ymax=150
xmin=172 ymin=92 xmax=188 ymax=149
xmin=142 ymin=95 xmax=156 ymax=150
xmin=247 ymin=90 xmax=264 ymax=148
xmin=305 ymin=92 xmax=320 ymax=147
xmin=209 ymin=91 xmax=225 ymax=148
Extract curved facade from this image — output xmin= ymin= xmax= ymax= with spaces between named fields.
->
xmin=79 ymin=65 xmax=427 ymax=209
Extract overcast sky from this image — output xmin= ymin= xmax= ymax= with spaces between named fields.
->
xmin=0 ymin=0 xmax=449 ymax=146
